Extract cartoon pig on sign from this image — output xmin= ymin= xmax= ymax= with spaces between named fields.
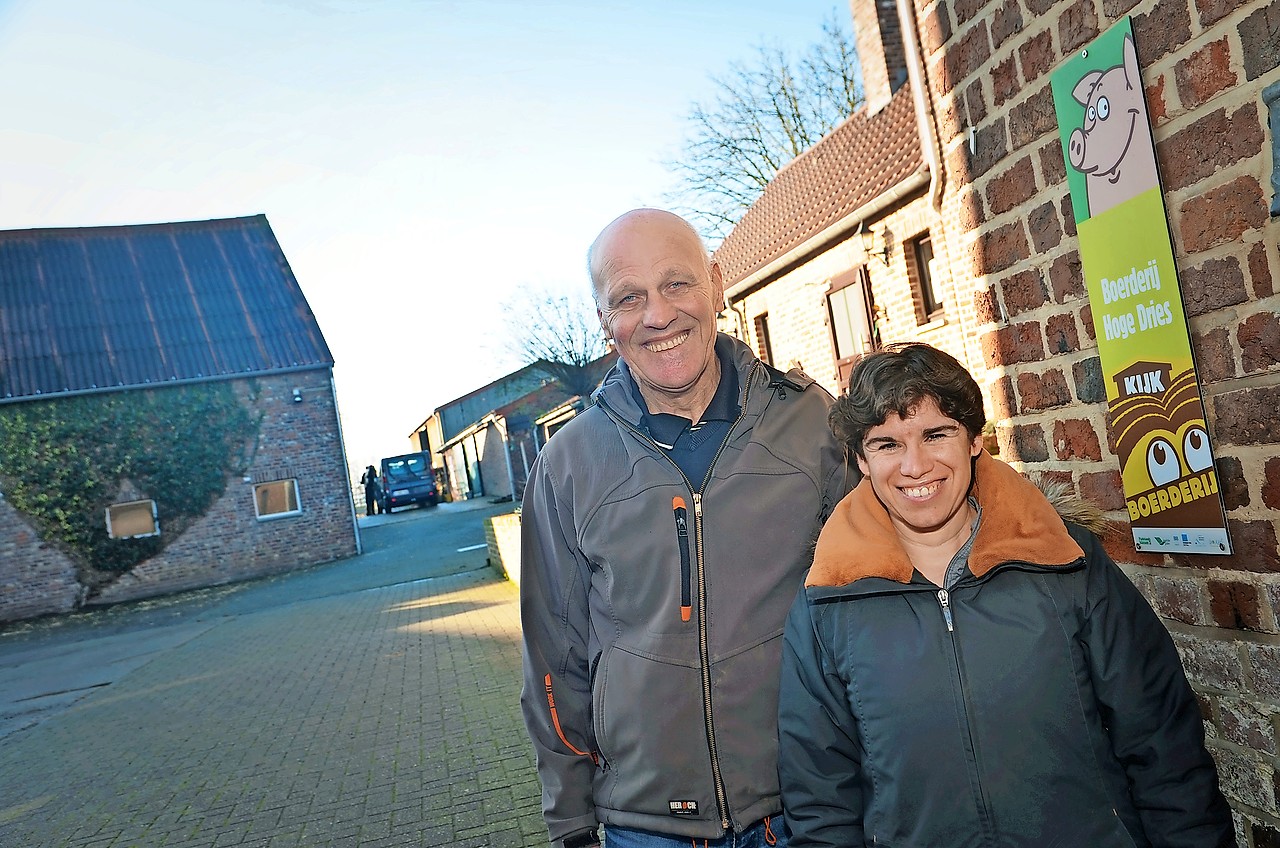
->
xmin=1067 ymin=33 xmax=1161 ymax=218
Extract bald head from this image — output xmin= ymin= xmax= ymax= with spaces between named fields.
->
xmin=587 ymin=209 xmax=711 ymax=306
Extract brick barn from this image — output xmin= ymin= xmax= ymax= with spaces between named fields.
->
xmin=0 ymin=215 xmax=359 ymax=624
xmin=716 ymin=0 xmax=1279 ymax=839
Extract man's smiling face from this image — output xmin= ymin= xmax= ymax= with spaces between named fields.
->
xmin=594 ymin=211 xmax=723 ymax=416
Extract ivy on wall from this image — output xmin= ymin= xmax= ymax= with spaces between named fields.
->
xmin=0 ymin=382 xmax=261 ymax=591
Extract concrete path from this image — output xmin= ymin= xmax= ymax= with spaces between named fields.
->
xmin=0 ymin=499 xmax=546 ymax=847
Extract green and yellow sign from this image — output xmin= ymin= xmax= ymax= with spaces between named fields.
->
xmin=1051 ymin=17 xmax=1231 ymax=555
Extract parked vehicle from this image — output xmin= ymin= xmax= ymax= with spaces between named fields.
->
xmin=379 ymin=452 xmax=438 ymax=512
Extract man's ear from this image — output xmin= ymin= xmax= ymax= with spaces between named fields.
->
xmin=710 ymin=261 xmax=725 ymax=302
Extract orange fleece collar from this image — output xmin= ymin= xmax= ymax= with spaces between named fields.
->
xmin=808 ymin=451 xmax=1085 ymax=587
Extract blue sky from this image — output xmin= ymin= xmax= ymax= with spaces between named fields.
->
xmin=0 ymin=0 xmax=851 ymax=473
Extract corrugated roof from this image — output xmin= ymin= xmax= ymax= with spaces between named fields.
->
xmin=0 ymin=215 xmax=333 ymax=402
xmin=713 ymin=84 xmax=925 ymax=286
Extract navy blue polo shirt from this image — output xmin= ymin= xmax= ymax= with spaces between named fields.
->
xmin=631 ymin=348 xmax=740 ymax=493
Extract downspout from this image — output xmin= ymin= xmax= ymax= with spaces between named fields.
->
xmin=897 ymin=0 xmax=944 ymax=213
xmin=498 ymin=417 xmax=517 ymax=500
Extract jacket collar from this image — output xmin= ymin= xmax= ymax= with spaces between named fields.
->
xmin=807 ymin=450 xmax=1085 ymax=587
xmin=593 ymin=333 xmax=761 ymax=427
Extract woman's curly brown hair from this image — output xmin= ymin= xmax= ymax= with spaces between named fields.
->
xmin=830 ymin=343 xmax=986 ymax=458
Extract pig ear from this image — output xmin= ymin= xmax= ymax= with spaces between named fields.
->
xmin=1072 ymin=70 xmax=1103 ymax=105
xmin=1123 ymin=34 xmax=1140 ymax=88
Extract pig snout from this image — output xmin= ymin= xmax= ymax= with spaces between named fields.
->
xmin=1068 ymin=127 xmax=1089 ymax=171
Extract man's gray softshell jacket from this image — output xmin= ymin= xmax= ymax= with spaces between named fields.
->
xmin=519 ymin=334 xmax=851 ymax=846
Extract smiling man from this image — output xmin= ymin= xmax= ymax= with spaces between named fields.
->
xmin=519 ymin=209 xmax=853 ymax=848
xmin=777 ymin=342 xmax=1233 ymax=848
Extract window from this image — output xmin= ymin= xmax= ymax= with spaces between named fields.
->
xmin=254 ymin=479 xmax=301 ymax=519
xmin=752 ymin=313 xmax=774 ymax=366
xmin=106 ymin=499 xmax=159 ymax=539
xmin=910 ymin=234 xmax=944 ymax=323
xmin=826 ymin=267 xmax=878 ymax=389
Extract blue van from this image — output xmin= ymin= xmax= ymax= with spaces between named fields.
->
xmin=379 ymin=452 xmax=438 ymax=512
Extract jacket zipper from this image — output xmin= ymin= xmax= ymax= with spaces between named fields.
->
xmin=673 ymin=497 xmax=693 ymax=622
xmin=596 ymin=361 xmax=761 ymax=832
xmin=937 ymin=589 xmax=954 ymax=632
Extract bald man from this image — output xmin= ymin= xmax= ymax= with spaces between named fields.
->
xmin=520 ymin=209 xmax=853 ymax=848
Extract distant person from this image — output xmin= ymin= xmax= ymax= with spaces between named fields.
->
xmin=777 ymin=343 xmax=1234 ymax=847
xmin=360 ymin=464 xmax=381 ymax=516
xmin=519 ymin=208 xmax=853 ymax=848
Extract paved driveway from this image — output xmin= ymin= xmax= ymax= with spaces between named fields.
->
xmin=0 ymin=500 xmax=545 ymax=847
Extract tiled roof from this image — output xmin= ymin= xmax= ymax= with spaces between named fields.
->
xmin=0 ymin=215 xmax=332 ymax=402
xmin=713 ymin=84 xmax=925 ymax=287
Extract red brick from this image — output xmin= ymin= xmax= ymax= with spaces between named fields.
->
xmin=1103 ymin=0 xmax=1142 ymax=16
xmin=1181 ymin=256 xmax=1249 ymax=317
xmin=1218 ymin=696 xmax=1277 ymax=753
xmin=1079 ymin=303 xmax=1096 ymax=343
xmin=974 ymin=285 xmax=1003 ymax=325
xmin=1196 ymin=0 xmax=1255 ymax=28
xmin=1249 ymin=241 xmax=1275 ymax=298
xmin=1052 ymin=418 xmax=1102 ymax=461
xmin=1239 ymin=310 xmax=1280 ymax=374
xmin=1262 ymin=457 xmax=1280 ymax=509
xmin=1146 ymin=74 xmax=1169 ymax=127
xmin=1246 ymin=643 xmax=1280 ymax=702
xmin=1175 ymin=37 xmax=1237 ymax=108
xmin=973 ymin=220 xmax=1030 ymax=275
xmin=1061 ymin=195 xmax=1078 ymax=237
xmin=1049 ymin=250 xmax=1084 ymax=302
xmin=1072 ymin=355 xmax=1107 ymax=403
xmin=1018 ymin=368 xmax=1072 ymax=411
xmin=1133 ymin=0 xmax=1193 ymax=63
xmin=1157 ymin=104 xmax=1265 ymax=193
xmin=992 ymin=0 xmax=1024 ymax=43
xmin=1191 ymin=326 xmax=1237 ymax=382
xmin=1178 ymin=176 xmax=1268 ymax=253
xmin=1216 ymin=455 xmax=1250 ymax=510
xmin=1213 ymin=386 xmax=1280 ymax=446
xmin=1057 ymin=0 xmax=1100 ymax=54
xmin=1028 ymin=201 xmax=1063 ymax=252
xmin=1019 ymin=29 xmax=1055 ymax=83
xmin=991 ymin=55 xmax=1019 ymax=108
xmin=1045 ymin=312 xmax=1080 ymax=354
xmin=920 ymin=1 xmax=953 ymax=53
xmin=940 ymin=21 xmax=992 ymax=92
xmin=1004 ymin=422 xmax=1049 ymax=462
xmin=953 ymin=0 xmax=995 ymax=26
xmin=966 ymin=78 xmax=989 ymax=125
xmin=1223 ymin=519 xmax=1280 ymax=572
xmin=1039 ymin=140 xmax=1066 ymax=187
xmin=1002 ymin=268 xmax=1048 ymax=316
xmin=1080 ymin=469 xmax=1127 ymax=510
xmin=1240 ymin=1 xmax=1280 ymax=81
xmin=1142 ymin=573 xmax=1206 ymax=624
xmin=1009 ymin=84 xmax=1056 ymax=149
xmin=991 ymin=374 xmax=1018 ymax=419
xmin=981 ymin=321 xmax=1046 ymax=367
xmin=1209 ymin=580 xmax=1264 ymax=630
xmin=957 ymin=187 xmax=988 ymax=230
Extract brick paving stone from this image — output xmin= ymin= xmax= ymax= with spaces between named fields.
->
xmin=0 ymin=567 xmax=545 ymax=847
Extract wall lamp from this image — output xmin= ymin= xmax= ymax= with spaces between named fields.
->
xmin=860 ymin=224 xmax=891 ymax=266
xmin=292 ymin=388 xmax=303 ymax=403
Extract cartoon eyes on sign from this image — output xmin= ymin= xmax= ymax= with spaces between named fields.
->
xmin=1146 ymin=425 xmax=1213 ymax=487
xmin=1066 ymin=33 xmax=1161 ymax=218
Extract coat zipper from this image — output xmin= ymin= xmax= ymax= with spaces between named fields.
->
xmin=596 ymin=361 xmax=761 ymax=832
xmin=937 ymin=589 xmax=954 ymax=632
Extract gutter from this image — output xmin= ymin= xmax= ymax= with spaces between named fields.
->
xmin=898 ymin=0 xmax=945 ymax=212
xmin=723 ymin=167 xmax=931 ymax=302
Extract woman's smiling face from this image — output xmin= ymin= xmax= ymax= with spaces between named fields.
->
xmin=856 ymin=395 xmax=984 ymax=542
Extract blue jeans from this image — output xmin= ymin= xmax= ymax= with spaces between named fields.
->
xmin=605 ymin=816 xmax=788 ymax=848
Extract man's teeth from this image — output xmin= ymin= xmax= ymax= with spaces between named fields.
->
xmin=902 ymin=483 xmax=940 ymax=499
xmin=647 ymin=332 xmax=689 ymax=352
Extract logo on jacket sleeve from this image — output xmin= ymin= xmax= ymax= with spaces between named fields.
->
xmin=669 ymin=800 xmax=699 ymax=816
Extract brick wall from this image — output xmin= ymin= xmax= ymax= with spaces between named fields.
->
xmin=903 ymin=0 xmax=1280 ymax=837
xmin=0 ymin=369 xmax=359 ymax=622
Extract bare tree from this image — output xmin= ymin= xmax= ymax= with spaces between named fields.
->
xmin=666 ymin=14 xmax=863 ymax=240
xmin=501 ymin=287 xmax=612 ymax=398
